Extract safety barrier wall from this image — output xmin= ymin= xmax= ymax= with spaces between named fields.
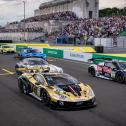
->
xmin=0 ymin=43 xmax=96 ymax=53
xmin=95 ymin=37 xmax=126 ymax=48
xmin=93 ymin=53 xmax=126 ymax=61
xmin=2 ymin=43 xmax=126 ymax=62
xmin=43 ymin=48 xmax=64 ymax=59
xmin=14 ymin=44 xmax=93 ymax=62
xmin=64 ymin=51 xmax=92 ymax=62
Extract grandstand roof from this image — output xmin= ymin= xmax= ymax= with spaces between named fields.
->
xmin=39 ymin=0 xmax=75 ymax=9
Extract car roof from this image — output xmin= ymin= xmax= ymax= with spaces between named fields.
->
xmin=37 ymin=73 xmax=69 ymax=77
xmin=23 ymin=58 xmax=44 ymax=61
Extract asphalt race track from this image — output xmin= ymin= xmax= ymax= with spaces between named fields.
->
xmin=0 ymin=54 xmax=126 ymax=126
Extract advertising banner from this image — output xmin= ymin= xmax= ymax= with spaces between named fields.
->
xmin=16 ymin=45 xmax=28 ymax=52
xmin=64 ymin=51 xmax=92 ymax=62
xmin=43 ymin=48 xmax=63 ymax=58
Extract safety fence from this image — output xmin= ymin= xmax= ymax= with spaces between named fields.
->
xmin=15 ymin=44 xmax=126 ymax=62
xmin=1 ymin=43 xmax=126 ymax=62
xmin=95 ymin=37 xmax=126 ymax=48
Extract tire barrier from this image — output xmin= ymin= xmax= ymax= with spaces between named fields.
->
xmin=0 ymin=40 xmax=13 ymax=43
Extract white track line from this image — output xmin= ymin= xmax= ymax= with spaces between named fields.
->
xmin=2 ymin=69 xmax=14 ymax=75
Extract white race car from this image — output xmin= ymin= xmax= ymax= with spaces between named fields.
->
xmin=88 ymin=58 xmax=126 ymax=83
xmin=15 ymin=58 xmax=63 ymax=75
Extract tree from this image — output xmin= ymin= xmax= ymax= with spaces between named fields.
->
xmin=99 ymin=7 xmax=126 ymax=17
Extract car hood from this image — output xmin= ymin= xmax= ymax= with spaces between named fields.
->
xmin=52 ymin=83 xmax=95 ymax=101
xmin=3 ymin=48 xmax=14 ymax=50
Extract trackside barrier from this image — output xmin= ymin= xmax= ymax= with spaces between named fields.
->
xmin=49 ymin=46 xmax=96 ymax=53
xmin=26 ymin=44 xmax=50 ymax=48
xmin=4 ymin=43 xmax=126 ymax=63
xmin=43 ymin=48 xmax=64 ymax=58
xmin=0 ymin=43 xmax=95 ymax=53
xmin=16 ymin=46 xmax=28 ymax=52
xmin=64 ymin=51 xmax=92 ymax=62
xmin=93 ymin=53 xmax=126 ymax=61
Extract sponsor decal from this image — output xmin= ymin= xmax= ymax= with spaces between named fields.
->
xmin=70 ymin=53 xmax=84 ymax=59
xmin=48 ymin=50 xmax=57 ymax=55
xmin=64 ymin=51 xmax=92 ymax=62
xmin=43 ymin=48 xmax=63 ymax=58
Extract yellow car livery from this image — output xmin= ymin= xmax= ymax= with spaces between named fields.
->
xmin=18 ymin=73 xmax=96 ymax=108
xmin=0 ymin=45 xmax=15 ymax=53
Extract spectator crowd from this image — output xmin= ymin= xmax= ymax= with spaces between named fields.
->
xmin=21 ymin=11 xmax=78 ymax=23
xmin=0 ymin=11 xmax=126 ymax=42
xmin=60 ymin=16 xmax=126 ymax=39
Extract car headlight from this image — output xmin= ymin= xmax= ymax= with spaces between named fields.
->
xmin=53 ymin=94 xmax=68 ymax=101
xmin=87 ymin=90 xmax=95 ymax=97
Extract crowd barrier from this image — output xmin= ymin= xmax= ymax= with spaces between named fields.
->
xmin=1 ymin=43 xmax=126 ymax=62
xmin=0 ymin=40 xmax=13 ymax=43
xmin=15 ymin=43 xmax=95 ymax=62
xmin=93 ymin=53 xmax=126 ymax=61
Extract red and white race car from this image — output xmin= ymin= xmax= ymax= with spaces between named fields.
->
xmin=88 ymin=58 xmax=126 ymax=83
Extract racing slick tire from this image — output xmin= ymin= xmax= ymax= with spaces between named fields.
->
xmin=115 ymin=73 xmax=125 ymax=83
xmin=89 ymin=67 xmax=96 ymax=77
xmin=41 ymin=90 xmax=51 ymax=106
xmin=18 ymin=79 xmax=29 ymax=95
xmin=0 ymin=50 xmax=3 ymax=54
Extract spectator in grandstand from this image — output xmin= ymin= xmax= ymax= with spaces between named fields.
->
xmin=59 ymin=16 xmax=126 ymax=44
xmin=0 ymin=11 xmax=126 ymax=44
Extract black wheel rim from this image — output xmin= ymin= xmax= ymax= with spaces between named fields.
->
xmin=117 ymin=75 xmax=124 ymax=83
xmin=23 ymin=84 xmax=27 ymax=94
xmin=91 ymin=69 xmax=95 ymax=76
xmin=42 ymin=92 xmax=49 ymax=104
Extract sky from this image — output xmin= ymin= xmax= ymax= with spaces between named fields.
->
xmin=0 ymin=0 xmax=126 ymax=26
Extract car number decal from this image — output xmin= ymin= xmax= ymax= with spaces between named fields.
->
xmin=103 ymin=67 xmax=112 ymax=74
xmin=97 ymin=66 xmax=102 ymax=72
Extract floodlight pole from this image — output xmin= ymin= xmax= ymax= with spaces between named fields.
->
xmin=23 ymin=1 xmax=26 ymax=42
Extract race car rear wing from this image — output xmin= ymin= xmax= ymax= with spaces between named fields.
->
xmin=88 ymin=58 xmax=112 ymax=64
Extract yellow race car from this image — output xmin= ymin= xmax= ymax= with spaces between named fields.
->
xmin=0 ymin=45 xmax=15 ymax=53
xmin=18 ymin=73 xmax=96 ymax=108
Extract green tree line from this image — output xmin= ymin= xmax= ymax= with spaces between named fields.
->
xmin=99 ymin=7 xmax=126 ymax=17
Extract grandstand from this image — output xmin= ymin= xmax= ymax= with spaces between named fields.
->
xmin=2 ymin=0 xmax=126 ymax=45
xmin=35 ymin=0 xmax=99 ymax=19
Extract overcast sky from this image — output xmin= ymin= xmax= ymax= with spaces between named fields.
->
xmin=0 ymin=0 xmax=125 ymax=26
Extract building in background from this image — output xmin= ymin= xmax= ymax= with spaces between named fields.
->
xmin=0 ymin=0 xmax=99 ymax=41
xmin=35 ymin=0 xmax=99 ymax=18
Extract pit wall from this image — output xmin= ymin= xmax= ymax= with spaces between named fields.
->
xmin=93 ymin=53 xmax=126 ymax=61
xmin=8 ymin=43 xmax=94 ymax=62
xmin=1 ymin=43 xmax=126 ymax=62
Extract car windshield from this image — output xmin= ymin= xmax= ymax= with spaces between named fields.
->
xmin=27 ymin=49 xmax=41 ymax=53
xmin=45 ymin=74 xmax=79 ymax=86
xmin=3 ymin=46 xmax=12 ymax=48
xmin=119 ymin=62 xmax=126 ymax=69
xmin=28 ymin=59 xmax=48 ymax=65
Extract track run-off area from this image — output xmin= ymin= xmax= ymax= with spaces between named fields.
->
xmin=0 ymin=54 xmax=126 ymax=126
